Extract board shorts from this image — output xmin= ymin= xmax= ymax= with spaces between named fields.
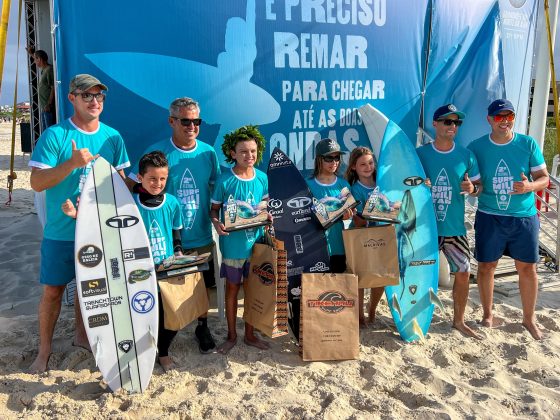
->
xmin=438 ymin=235 xmax=470 ymax=273
xmin=220 ymin=258 xmax=250 ymax=285
xmin=39 ymin=238 xmax=75 ymax=286
xmin=184 ymin=241 xmax=216 ymax=288
xmin=474 ymin=211 xmax=539 ymax=264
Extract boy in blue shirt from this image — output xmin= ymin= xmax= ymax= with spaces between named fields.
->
xmin=210 ymin=125 xmax=270 ymax=354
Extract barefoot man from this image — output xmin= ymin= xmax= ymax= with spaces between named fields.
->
xmin=468 ymin=99 xmax=549 ymax=340
xmin=418 ymin=104 xmax=483 ymax=339
xmin=28 ymin=74 xmax=130 ymax=372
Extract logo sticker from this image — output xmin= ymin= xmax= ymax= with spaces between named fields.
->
xmin=268 ymin=199 xmax=282 ymax=209
xmin=294 ymin=235 xmax=304 ymax=254
xmin=84 ymin=296 xmax=123 ymax=311
xmin=403 ymin=176 xmax=424 ymax=186
xmin=287 ymin=197 xmax=311 ymax=209
xmin=252 ymin=263 xmax=275 ymax=285
xmin=77 ymin=245 xmax=103 ymax=267
xmin=81 ymin=278 xmax=107 ymax=298
xmin=307 ymin=291 xmax=355 ymax=313
xmin=128 ymin=269 xmax=152 ymax=284
xmin=88 ymin=313 xmax=109 ymax=328
xmin=122 ymin=247 xmax=151 ymax=261
xmin=105 ymin=215 xmax=139 ymax=229
xmin=309 ymin=261 xmax=329 ymax=272
xmin=131 ymin=291 xmax=155 ymax=314
xmin=110 ymin=258 xmax=121 ymax=279
xmin=118 ymin=340 xmax=133 ymax=353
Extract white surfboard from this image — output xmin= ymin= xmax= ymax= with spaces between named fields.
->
xmin=75 ymin=157 xmax=158 ymax=393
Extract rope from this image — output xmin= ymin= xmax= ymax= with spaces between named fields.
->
xmin=6 ymin=0 xmax=23 ymax=206
xmin=544 ymin=0 xmax=560 ymax=153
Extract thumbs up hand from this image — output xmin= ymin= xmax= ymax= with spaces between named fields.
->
xmin=460 ymin=172 xmax=474 ymax=195
xmin=69 ymin=139 xmax=99 ymax=169
xmin=511 ymin=172 xmax=531 ymax=194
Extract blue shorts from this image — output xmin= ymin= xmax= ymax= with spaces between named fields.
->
xmin=220 ymin=258 xmax=250 ymax=285
xmin=40 ymin=238 xmax=75 ymax=286
xmin=474 ymin=211 xmax=539 ymax=263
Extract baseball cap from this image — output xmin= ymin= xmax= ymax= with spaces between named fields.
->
xmin=69 ymin=74 xmax=108 ymax=93
xmin=315 ymin=138 xmax=346 ymax=156
xmin=487 ymin=99 xmax=515 ymax=116
xmin=433 ymin=104 xmax=466 ymax=121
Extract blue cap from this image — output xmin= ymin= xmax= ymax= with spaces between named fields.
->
xmin=433 ymin=104 xmax=466 ymax=121
xmin=487 ymin=99 xmax=515 ymax=116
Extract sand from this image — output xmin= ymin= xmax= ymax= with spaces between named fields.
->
xmin=0 ymin=123 xmax=559 ymax=419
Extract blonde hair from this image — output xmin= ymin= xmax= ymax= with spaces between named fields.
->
xmin=345 ymin=146 xmax=377 ymax=185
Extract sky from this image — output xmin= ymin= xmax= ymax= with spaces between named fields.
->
xmin=0 ymin=0 xmax=559 ymax=106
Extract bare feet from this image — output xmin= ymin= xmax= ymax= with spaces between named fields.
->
xmin=522 ymin=321 xmax=543 ymax=340
xmin=217 ymin=337 xmax=238 ymax=355
xmin=61 ymin=199 xmax=77 ymax=218
xmin=28 ymin=353 xmax=51 ymax=373
xmin=158 ymin=356 xmax=176 ymax=372
xmin=479 ymin=316 xmax=504 ymax=328
xmin=244 ymin=335 xmax=270 ymax=350
xmin=453 ymin=322 xmax=483 ymax=340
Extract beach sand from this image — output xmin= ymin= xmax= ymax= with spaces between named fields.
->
xmin=0 ymin=123 xmax=559 ymax=419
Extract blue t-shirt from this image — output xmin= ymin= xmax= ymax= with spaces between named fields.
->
xmin=29 ymin=119 xmax=130 ymax=241
xmin=135 ymin=193 xmax=183 ymax=265
xmin=211 ymin=168 xmax=269 ymax=259
xmin=129 ymin=138 xmax=220 ymax=248
xmin=350 ymin=180 xmax=377 ymax=228
xmin=417 ymin=142 xmax=480 ymax=236
xmin=468 ymin=133 xmax=546 ymax=217
xmin=307 ymin=177 xmax=351 ymax=256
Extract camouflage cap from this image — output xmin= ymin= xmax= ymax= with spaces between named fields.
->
xmin=69 ymin=74 xmax=108 ymax=93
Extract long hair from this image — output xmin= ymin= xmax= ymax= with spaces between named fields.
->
xmin=344 ymin=146 xmax=377 ymax=185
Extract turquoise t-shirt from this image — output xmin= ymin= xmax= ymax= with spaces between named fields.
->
xmin=350 ymin=180 xmax=377 ymax=228
xmin=129 ymin=138 xmax=220 ymax=248
xmin=29 ymin=119 xmax=130 ymax=241
xmin=307 ymin=177 xmax=351 ymax=256
xmin=135 ymin=193 xmax=183 ymax=264
xmin=417 ymin=143 xmax=480 ymax=236
xmin=468 ymin=133 xmax=546 ymax=217
xmin=211 ymin=168 xmax=269 ymax=259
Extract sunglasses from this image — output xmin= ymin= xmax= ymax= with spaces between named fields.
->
xmin=437 ymin=119 xmax=463 ymax=127
xmin=73 ymin=92 xmax=106 ymax=103
xmin=322 ymin=155 xmax=341 ymax=163
xmin=171 ymin=117 xmax=203 ymax=127
xmin=493 ymin=113 xmax=515 ymax=122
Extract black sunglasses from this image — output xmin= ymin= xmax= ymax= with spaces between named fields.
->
xmin=171 ymin=117 xmax=203 ymax=127
xmin=322 ymin=155 xmax=341 ymax=163
xmin=73 ymin=92 xmax=106 ymax=103
xmin=438 ymin=119 xmax=463 ymax=127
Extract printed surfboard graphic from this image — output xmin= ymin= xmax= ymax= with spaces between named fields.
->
xmin=433 ymin=168 xmax=451 ymax=222
xmin=493 ymin=159 xmax=513 ymax=211
xmin=179 ymin=167 xmax=198 ymax=230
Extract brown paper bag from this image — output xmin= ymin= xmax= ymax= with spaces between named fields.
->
xmin=342 ymin=225 xmax=400 ymax=288
xmin=158 ymin=272 xmax=209 ymax=331
xmin=299 ymin=273 xmax=359 ymax=361
xmin=243 ymin=238 xmax=289 ymax=338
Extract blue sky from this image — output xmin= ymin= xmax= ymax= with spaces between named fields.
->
xmin=0 ymin=0 xmax=559 ymax=106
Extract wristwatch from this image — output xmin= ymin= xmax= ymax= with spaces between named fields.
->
xmin=471 ymin=184 xmax=479 ymax=195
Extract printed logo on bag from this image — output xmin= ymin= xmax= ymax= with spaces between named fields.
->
xmin=253 ymin=262 xmax=275 ymax=285
xmin=403 ymin=176 xmax=424 ymax=186
xmin=287 ymin=197 xmax=311 ymax=209
xmin=81 ymin=278 xmax=107 ymax=298
xmin=363 ymin=238 xmax=386 ymax=248
xmin=122 ymin=247 xmax=151 ymax=261
xmin=131 ymin=291 xmax=155 ymax=314
xmin=128 ymin=269 xmax=152 ymax=284
xmin=105 ymin=215 xmax=139 ymax=229
xmin=88 ymin=313 xmax=109 ymax=328
xmin=307 ymin=291 xmax=355 ymax=313
xmin=118 ymin=340 xmax=133 ymax=353
xmin=309 ymin=261 xmax=329 ymax=272
xmin=110 ymin=258 xmax=121 ymax=279
xmin=77 ymin=245 xmax=103 ymax=267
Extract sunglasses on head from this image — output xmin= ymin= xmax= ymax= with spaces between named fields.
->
xmin=322 ymin=154 xmax=341 ymax=163
xmin=493 ymin=113 xmax=515 ymax=122
xmin=437 ymin=118 xmax=463 ymax=127
xmin=73 ymin=92 xmax=106 ymax=103
xmin=171 ymin=117 xmax=203 ymax=126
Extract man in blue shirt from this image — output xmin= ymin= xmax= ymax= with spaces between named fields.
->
xmin=468 ymin=99 xmax=549 ymax=340
xmin=28 ymin=74 xmax=130 ymax=372
xmin=418 ymin=104 xmax=482 ymax=339
xmin=127 ymin=98 xmax=220 ymax=353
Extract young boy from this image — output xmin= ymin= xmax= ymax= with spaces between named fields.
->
xmin=63 ymin=151 xmax=184 ymax=371
xmin=210 ymin=125 xmax=270 ymax=354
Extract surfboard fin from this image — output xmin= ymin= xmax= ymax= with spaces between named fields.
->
xmin=148 ymin=325 xmax=157 ymax=348
xmin=429 ymin=288 xmax=445 ymax=313
xmin=412 ymin=318 xmax=424 ymax=340
xmin=94 ymin=337 xmax=102 ymax=367
xmin=391 ymin=294 xmax=402 ymax=321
